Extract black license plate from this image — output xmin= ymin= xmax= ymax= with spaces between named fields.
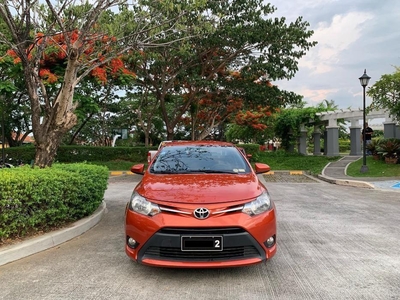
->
xmin=181 ymin=236 xmax=223 ymax=251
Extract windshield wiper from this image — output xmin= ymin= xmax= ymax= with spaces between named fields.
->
xmin=186 ymin=170 xmax=239 ymax=174
xmin=151 ymin=170 xmax=175 ymax=174
xmin=151 ymin=169 xmax=190 ymax=174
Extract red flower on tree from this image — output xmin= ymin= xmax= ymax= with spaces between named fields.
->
xmin=3 ymin=30 xmax=136 ymax=85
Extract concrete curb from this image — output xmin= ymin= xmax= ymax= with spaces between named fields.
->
xmin=0 ymin=201 xmax=107 ymax=267
xmin=317 ymin=174 xmax=375 ymax=189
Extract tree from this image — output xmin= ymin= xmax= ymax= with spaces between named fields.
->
xmin=0 ymin=0 xmax=187 ymax=167
xmin=129 ymin=0 xmax=316 ymax=140
xmin=122 ymin=88 xmax=164 ymax=147
xmin=367 ymin=67 xmax=400 ymax=121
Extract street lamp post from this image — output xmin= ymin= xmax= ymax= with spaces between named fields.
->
xmin=359 ymin=69 xmax=371 ymax=173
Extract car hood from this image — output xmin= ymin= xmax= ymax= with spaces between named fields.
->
xmin=135 ymin=173 xmax=265 ymax=204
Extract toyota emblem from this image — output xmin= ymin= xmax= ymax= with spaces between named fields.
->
xmin=193 ymin=207 xmax=210 ymax=219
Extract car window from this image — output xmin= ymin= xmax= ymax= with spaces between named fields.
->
xmin=150 ymin=145 xmax=250 ymax=174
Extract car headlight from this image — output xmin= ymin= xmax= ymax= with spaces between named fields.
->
xmin=242 ymin=191 xmax=272 ymax=216
xmin=129 ymin=192 xmax=160 ymax=216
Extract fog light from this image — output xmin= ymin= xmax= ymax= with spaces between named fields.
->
xmin=264 ymin=235 xmax=275 ymax=248
xmin=127 ymin=236 xmax=139 ymax=249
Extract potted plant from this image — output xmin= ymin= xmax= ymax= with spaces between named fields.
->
xmin=377 ymin=138 xmax=400 ymax=164
xmin=366 ymin=138 xmax=381 ymax=160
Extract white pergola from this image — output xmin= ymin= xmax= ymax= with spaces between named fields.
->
xmin=316 ymin=109 xmax=396 ymax=127
xmin=301 ymin=109 xmax=399 ymax=157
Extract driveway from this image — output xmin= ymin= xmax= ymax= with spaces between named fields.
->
xmin=0 ymin=175 xmax=399 ymax=300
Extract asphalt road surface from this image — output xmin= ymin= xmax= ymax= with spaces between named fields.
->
xmin=1 ymin=175 xmax=400 ymax=300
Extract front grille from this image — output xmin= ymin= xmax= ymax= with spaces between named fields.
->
xmin=144 ymin=245 xmax=259 ymax=261
xmin=138 ymin=227 xmax=265 ymax=263
xmin=159 ymin=227 xmax=245 ymax=235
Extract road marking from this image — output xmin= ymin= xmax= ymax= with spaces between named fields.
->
xmin=391 ymin=182 xmax=400 ymax=189
xmin=290 ymin=171 xmax=304 ymax=175
xmin=110 ymin=171 xmax=124 ymax=176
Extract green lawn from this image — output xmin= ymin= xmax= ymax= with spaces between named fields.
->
xmin=255 ymin=152 xmax=340 ymax=175
xmin=346 ymin=157 xmax=400 ymax=177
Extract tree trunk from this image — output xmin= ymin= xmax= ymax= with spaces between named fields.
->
xmin=28 ymin=49 xmax=79 ymax=167
xmin=144 ymin=130 xmax=150 ymax=147
xmin=166 ymin=128 xmax=174 ymax=140
xmin=34 ymin=131 xmax=65 ymax=168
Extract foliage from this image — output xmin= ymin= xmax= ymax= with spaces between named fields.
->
xmin=274 ymin=106 xmax=321 ymax=150
xmin=370 ymin=130 xmax=384 ymax=139
xmin=225 ymin=106 xmax=276 ymax=144
xmin=89 ymin=160 xmax=139 ymax=171
xmin=0 ymin=49 xmax=31 ymax=147
xmin=3 ymin=145 xmax=157 ymax=164
xmin=273 ymin=100 xmax=346 ymax=151
xmin=0 ymin=0 xmax=186 ymax=167
xmin=0 ymin=163 xmax=108 ymax=242
xmin=116 ymin=90 xmax=166 ymax=147
xmin=235 ymin=143 xmax=260 ymax=158
xmin=366 ymin=138 xmax=382 ymax=156
xmin=338 ymin=139 xmax=351 ymax=153
xmin=129 ymin=0 xmax=317 ymax=140
xmin=5 ymin=32 xmax=135 ymax=86
xmin=367 ymin=67 xmax=400 ymax=121
xmin=376 ymin=138 xmax=400 ymax=158
xmin=1 ymin=1 xmax=318 ymax=156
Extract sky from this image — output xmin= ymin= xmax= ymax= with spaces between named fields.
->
xmin=267 ymin=0 xmax=400 ymax=112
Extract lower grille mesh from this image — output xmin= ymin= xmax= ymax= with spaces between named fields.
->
xmin=144 ymin=245 xmax=259 ymax=261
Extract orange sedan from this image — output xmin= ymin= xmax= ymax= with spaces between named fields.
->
xmin=125 ymin=141 xmax=276 ymax=268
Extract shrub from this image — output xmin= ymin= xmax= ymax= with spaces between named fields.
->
xmin=236 ymin=144 xmax=260 ymax=158
xmin=0 ymin=163 xmax=109 ymax=242
xmin=366 ymin=138 xmax=382 ymax=156
xmin=4 ymin=145 xmax=158 ymax=165
xmin=377 ymin=138 xmax=400 ymax=158
xmin=339 ymin=139 xmax=351 ymax=152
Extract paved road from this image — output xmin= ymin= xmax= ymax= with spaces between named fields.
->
xmin=1 ymin=175 xmax=400 ymax=300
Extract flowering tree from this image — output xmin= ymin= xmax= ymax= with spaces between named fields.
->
xmin=131 ymin=0 xmax=316 ymax=140
xmin=0 ymin=0 xmax=187 ymax=167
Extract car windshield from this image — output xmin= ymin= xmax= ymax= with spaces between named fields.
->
xmin=150 ymin=145 xmax=251 ymax=174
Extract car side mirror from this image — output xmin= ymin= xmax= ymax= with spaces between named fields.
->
xmin=131 ymin=164 xmax=145 ymax=175
xmin=254 ymin=163 xmax=270 ymax=174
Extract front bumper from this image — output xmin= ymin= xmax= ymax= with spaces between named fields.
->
xmin=125 ymin=206 xmax=276 ymax=268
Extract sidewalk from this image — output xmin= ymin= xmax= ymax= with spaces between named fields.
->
xmin=318 ymin=156 xmax=400 ymax=192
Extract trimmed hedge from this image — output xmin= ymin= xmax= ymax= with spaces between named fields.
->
xmin=3 ymin=145 xmax=158 ymax=164
xmin=236 ymin=143 xmax=260 ymax=156
xmin=0 ymin=163 xmax=109 ymax=242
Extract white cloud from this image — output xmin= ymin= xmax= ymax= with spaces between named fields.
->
xmin=300 ymin=12 xmax=375 ymax=74
xmin=268 ymin=0 xmax=400 ymax=110
xmin=299 ymin=88 xmax=339 ymax=104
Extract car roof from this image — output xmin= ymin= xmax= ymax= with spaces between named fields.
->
xmin=161 ymin=140 xmax=235 ymax=148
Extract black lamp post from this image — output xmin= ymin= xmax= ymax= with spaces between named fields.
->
xmin=359 ymin=69 xmax=371 ymax=173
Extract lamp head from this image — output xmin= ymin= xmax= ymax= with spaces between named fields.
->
xmin=359 ymin=69 xmax=371 ymax=87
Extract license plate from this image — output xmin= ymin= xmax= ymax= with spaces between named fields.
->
xmin=181 ymin=236 xmax=223 ymax=251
